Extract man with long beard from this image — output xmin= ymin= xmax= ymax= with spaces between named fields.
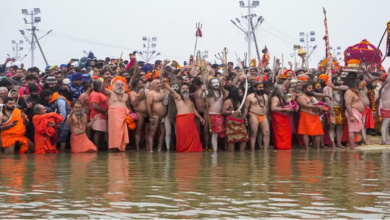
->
xmin=1 ymin=97 xmax=34 ymax=154
xmin=325 ymin=76 xmax=347 ymax=149
xmin=296 ymin=82 xmax=325 ymax=149
xmin=207 ymin=77 xmax=226 ymax=152
xmin=103 ymin=76 xmax=131 ymax=152
xmin=146 ymin=79 xmax=168 ymax=152
xmin=270 ymin=85 xmax=296 ymax=150
xmin=243 ymin=82 xmax=270 ymax=151
xmin=162 ymin=80 xmax=204 ymax=152
xmin=130 ymin=78 xmax=150 ymax=151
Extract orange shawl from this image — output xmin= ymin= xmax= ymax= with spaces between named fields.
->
xmin=33 ymin=112 xmax=63 ymax=154
xmin=1 ymin=108 xmax=29 ymax=153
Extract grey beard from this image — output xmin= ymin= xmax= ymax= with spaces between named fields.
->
xmin=114 ymin=88 xmax=125 ymax=94
xmin=182 ymin=92 xmax=189 ymax=99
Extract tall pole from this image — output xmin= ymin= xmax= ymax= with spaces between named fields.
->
xmin=250 ymin=17 xmax=261 ymax=63
xmin=33 ymin=31 xmax=48 ymax=66
xmin=247 ymin=0 xmax=251 ymax=66
xmin=31 ymin=11 xmax=34 ymax=66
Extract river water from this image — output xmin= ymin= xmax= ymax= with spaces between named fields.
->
xmin=1 ymin=150 xmax=390 ymax=218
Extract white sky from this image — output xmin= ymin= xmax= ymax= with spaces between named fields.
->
xmin=1 ymin=0 xmax=390 ymax=71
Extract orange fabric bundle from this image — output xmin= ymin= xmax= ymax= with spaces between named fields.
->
xmin=33 ymin=112 xmax=63 ymax=154
xmin=297 ymin=111 xmax=324 ymax=136
xmin=125 ymin=115 xmax=136 ymax=130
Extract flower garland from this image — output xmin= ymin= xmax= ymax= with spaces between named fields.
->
xmin=368 ymin=89 xmax=376 ymax=116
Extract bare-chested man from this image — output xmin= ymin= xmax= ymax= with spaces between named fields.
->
xmin=206 ymin=77 xmax=225 ymax=152
xmin=103 ymin=76 xmax=131 ymax=151
xmin=78 ymin=82 xmax=92 ymax=139
xmin=344 ymin=73 xmax=365 ymax=149
xmin=356 ymin=67 xmax=375 ymax=144
xmin=243 ymin=82 xmax=270 ymax=151
xmin=146 ymin=79 xmax=168 ymax=151
xmin=192 ymin=77 xmax=209 ymax=150
xmin=130 ymin=78 xmax=150 ymax=151
xmin=296 ymin=82 xmax=325 ymax=149
xmin=378 ymin=78 xmax=390 ymax=144
xmin=325 ymin=76 xmax=346 ymax=149
xmin=0 ymin=97 xmax=34 ymax=154
xmin=162 ymin=80 xmax=204 ymax=152
xmin=66 ymin=100 xmax=98 ymax=153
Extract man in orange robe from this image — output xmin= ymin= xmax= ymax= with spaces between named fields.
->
xmin=1 ymin=97 xmax=34 ymax=154
xmin=33 ymin=104 xmax=63 ymax=154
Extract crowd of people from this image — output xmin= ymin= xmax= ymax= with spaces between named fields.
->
xmin=0 ymin=53 xmax=389 ymax=154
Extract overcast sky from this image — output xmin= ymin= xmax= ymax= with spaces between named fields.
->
xmin=1 ymin=0 xmax=390 ymax=71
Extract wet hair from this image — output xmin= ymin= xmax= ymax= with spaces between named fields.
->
xmin=28 ymin=67 xmax=40 ymax=74
xmin=3 ymin=97 xmax=14 ymax=105
xmin=83 ymin=82 xmax=92 ymax=91
xmin=225 ymin=86 xmax=241 ymax=110
xmin=71 ymin=100 xmax=83 ymax=108
xmin=302 ymin=81 xmax=315 ymax=91
xmin=92 ymin=79 xmax=102 ymax=92
xmin=33 ymin=104 xmax=43 ymax=114
xmin=270 ymin=85 xmax=286 ymax=107
xmin=40 ymin=89 xmax=54 ymax=99
xmin=345 ymin=73 xmax=358 ymax=89
xmin=25 ymin=74 xmax=38 ymax=81
xmin=131 ymin=78 xmax=143 ymax=90
xmin=192 ymin=77 xmax=202 ymax=87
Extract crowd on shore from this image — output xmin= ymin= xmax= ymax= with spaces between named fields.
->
xmin=0 ymin=53 xmax=389 ymax=154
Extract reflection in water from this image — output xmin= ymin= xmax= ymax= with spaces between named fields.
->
xmin=1 ymin=150 xmax=390 ymax=218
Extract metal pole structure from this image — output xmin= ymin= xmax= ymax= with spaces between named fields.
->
xmin=33 ymin=30 xmax=48 ymax=66
xmin=306 ymin=33 xmax=310 ymax=68
xmin=31 ymin=11 xmax=35 ymax=66
xmin=250 ymin=17 xmax=261 ymax=63
xmin=247 ymin=0 xmax=251 ymax=65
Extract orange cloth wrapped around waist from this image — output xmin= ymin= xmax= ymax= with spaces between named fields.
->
xmin=297 ymin=111 xmax=324 ymax=136
xmin=70 ymin=133 xmax=97 ymax=153
xmin=250 ymin=111 xmax=265 ymax=123
xmin=1 ymin=108 xmax=29 ymax=153
xmin=381 ymin=108 xmax=390 ymax=119
xmin=362 ymin=106 xmax=375 ymax=129
xmin=176 ymin=113 xmax=203 ymax=152
xmin=108 ymin=106 xmax=130 ymax=151
xmin=272 ymin=111 xmax=291 ymax=150
xmin=33 ymin=112 xmax=63 ymax=154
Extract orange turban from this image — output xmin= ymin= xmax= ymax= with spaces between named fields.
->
xmin=108 ymin=76 xmax=129 ymax=91
xmin=319 ymin=74 xmax=328 ymax=85
xmin=297 ymin=75 xmax=309 ymax=82
xmin=145 ymin=71 xmax=160 ymax=81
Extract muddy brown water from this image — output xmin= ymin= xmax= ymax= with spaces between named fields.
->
xmin=1 ymin=150 xmax=390 ymax=218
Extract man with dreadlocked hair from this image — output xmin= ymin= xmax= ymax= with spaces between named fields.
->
xmin=222 ymin=86 xmax=249 ymax=152
xmin=162 ymin=79 xmax=204 ymax=152
xmin=270 ymin=85 xmax=296 ymax=150
xmin=207 ymin=77 xmax=226 ymax=152
xmin=243 ymin=82 xmax=270 ymax=151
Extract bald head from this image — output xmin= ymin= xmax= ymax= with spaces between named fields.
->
xmin=151 ymin=79 xmax=161 ymax=91
xmin=0 ymin=87 xmax=8 ymax=100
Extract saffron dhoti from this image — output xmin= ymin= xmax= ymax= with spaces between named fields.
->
xmin=272 ymin=111 xmax=291 ymax=150
xmin=176 ymin=113 xmax=203 ymax=152
xmin=70 ymin=133 xmax=98 ymax=153
xmin=108 ymin=106 xmax=130 ymax=151
xmin=363 ymin=106 xmax=375 ymax=129
xmin=33 ymin=112 xmax=63 ymax=154
xmin=225 ymin=116 xmax=249 ymax=143
xmin=297 ymin=111 xmax=324 ymax=136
